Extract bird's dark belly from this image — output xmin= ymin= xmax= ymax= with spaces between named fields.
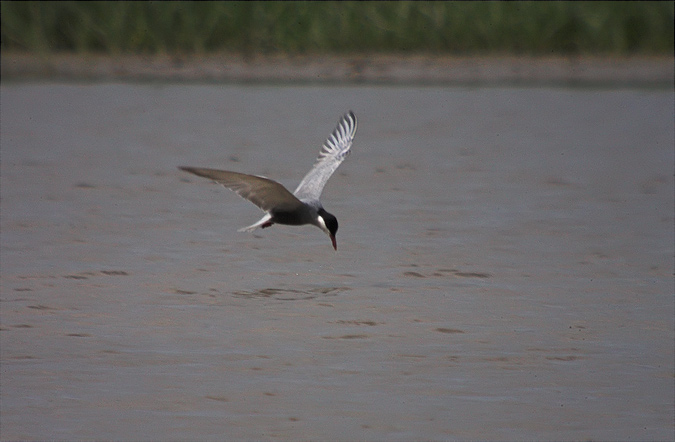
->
xmin=270 ymin=209 xmax=309 ymax=226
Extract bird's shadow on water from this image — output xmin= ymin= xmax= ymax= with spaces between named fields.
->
xmin=231 ymin=286 xmax=350 ymax=301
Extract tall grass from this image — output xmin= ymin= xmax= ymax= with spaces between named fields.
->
xmin=1 ymin=1 xmax=672 ymax=55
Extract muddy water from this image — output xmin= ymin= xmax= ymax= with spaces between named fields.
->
xmin=1 ymin=84 xmax=673 ymax=440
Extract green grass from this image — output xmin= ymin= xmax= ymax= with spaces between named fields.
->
xmin=1 ymin=1 xmax=673 ymax=55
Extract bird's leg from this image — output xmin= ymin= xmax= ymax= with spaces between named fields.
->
xmin=261 ymin=220 xmax=274 ymax=229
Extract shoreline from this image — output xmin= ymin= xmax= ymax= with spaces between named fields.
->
xmin=2 ymin=53 xmax=673 ymax=86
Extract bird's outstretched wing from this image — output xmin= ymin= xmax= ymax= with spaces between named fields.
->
xmin=179 ymin=167 xmax=304 ymax=213
xmin=293 ymin=111 xmax=357 ymax=202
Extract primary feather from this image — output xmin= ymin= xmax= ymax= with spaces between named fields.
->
xmin=293 ymin=111 xmax=357 ymax=202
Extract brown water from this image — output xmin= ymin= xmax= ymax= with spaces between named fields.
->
xmin=1 ymin=84 xmax=673 ymax=440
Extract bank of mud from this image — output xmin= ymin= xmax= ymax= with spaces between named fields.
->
xmin=2 ymin=53 xmax=673 ymax=87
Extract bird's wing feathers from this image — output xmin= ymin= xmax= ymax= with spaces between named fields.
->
xmin=179 ymin=167 xmax=304 ymax=213
xmin=293 ymin=111 xmax=357 ymax=201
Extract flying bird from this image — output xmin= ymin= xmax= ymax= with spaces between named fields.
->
xmin=179 ymin=111 xmax=357 ymax=250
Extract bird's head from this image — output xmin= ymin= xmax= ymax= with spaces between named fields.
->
xmin=317 ymin=209 xmax=339 ymax=250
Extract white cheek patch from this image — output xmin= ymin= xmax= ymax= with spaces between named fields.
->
xmin=316 ymin=215 xmax=329 ymax=234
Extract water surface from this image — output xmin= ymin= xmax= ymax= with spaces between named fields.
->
xmin=1 ymin=84 xmax=673 ymax=440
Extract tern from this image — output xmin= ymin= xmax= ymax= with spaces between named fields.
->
xmin=179 ymin=111 xmax=357 ymax=250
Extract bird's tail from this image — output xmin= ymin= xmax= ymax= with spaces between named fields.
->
xmin=238 ymin=214 xmax=272 ymax=232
